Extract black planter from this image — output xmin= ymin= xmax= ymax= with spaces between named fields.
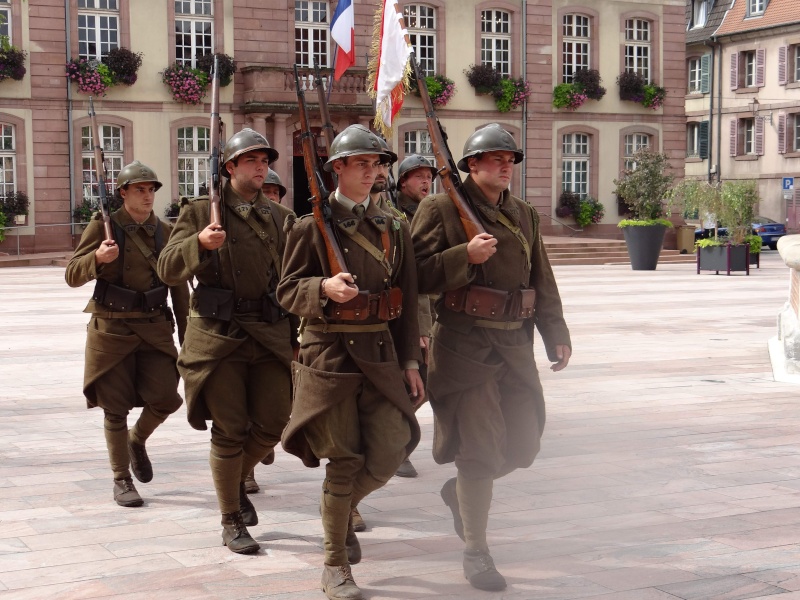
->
xmin=621 ymin=224 xmax=667 ymax=270
xmin=697 ymin=244 xmax=750 ymax=275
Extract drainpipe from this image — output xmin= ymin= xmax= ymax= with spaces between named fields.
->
xmin=65 ymin=0 xmax=75 ymax=221
xmin=521 ymin=0 xmax=527 ymax=203
xmin=704 ymin=40 xmax=716 ymax=183
xmin=713 ymin=35 xmax=722 ymax=183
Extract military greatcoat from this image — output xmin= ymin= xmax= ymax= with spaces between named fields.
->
xmin=156 ymin=183 xmax=296 ymax=430
xmin=65 ymin=207 xmax=189 ymax=409
xmin=276 ymin=195 xmax=422 ymax=468
xmin=411 ymin=176 xmax=571 ymax=478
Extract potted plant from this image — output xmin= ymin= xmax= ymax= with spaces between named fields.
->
xmin=464 ymin=63 xmax=502 ymax=95
xmin=411 ymin=73 xmax=456 ymax=107
xmin=574 ymin=196 xmax=605 ymax=228
xmin=555 ymin=189 xmax=581 ymax=218
xmin=102 ymin=47 xmax=143 ymax=86
xmin=196 ymin=52 xmax=237 ymax=87
xmin=165 ymin=201 xmax=182 ymax=220
xmin=1 ymin=190 xmax=29 ymax=225
xmin=552 ymin=68 xmax=606 ymax=111
xmin=65 ymin=48 xmax=142 ymax=96
xmin=0 ymin=209 xmax=6 ymax=242
xmin=161 ymin=62 xmax=210 ymax=104
xmin=493 ymin=77 xmax=531 ymax=112
xmin=616 ymin=71 xmax=666 ymax=110
xmin=0 ymin=38 xmax=26 ymax=83
xmin=613 ymin=148 xmax=675 ymax=270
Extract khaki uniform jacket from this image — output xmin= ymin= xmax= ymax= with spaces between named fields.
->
xmin=276 ymin=194 xmax=422 ymax=467
xmin=65 ymin=208 xmax=190 ymax=407
xmin=411 ymin=176 xmax=571 ymax=466
xmin=156 ymin=183 xmax=296 ymax=430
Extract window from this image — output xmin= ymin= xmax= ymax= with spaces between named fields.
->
xmin=731 ymin=48 xmax=764 ymax=90
xmin=691 ymin=0 xmax=707 ymax=28
xmin=404 ymin=129 xmax=438 ymax=194
xmin=688 ymin=58 xmax=701 ymax=93
xmin=742 ymin=118 xmax=755 ymax=154
xmin=0 ymin=0 xmax=11 ymax=43
xmin=624 ymin=133 xmax=650 ymax=171
xmin=730 ymin=117 xmax=763 ymax=157
xmin=481 ymin=10 xmax=510 ymax=77
xmin=0 ymin=123 xmax=15 ymax=197
xmin=175 ymin=0 xmax=213 ymax=67
xmin=562 ymin=133 xmax=589 ymax=198
xmin=78 ymin=0 xmax=119 ymax=60
xmin=687 ymin=123 xmax=700 ymax=157
xmin=748 ymin=0 xmax=766 ymax=16
xmin=688 ymin=54 xmax=711 ymax=93
xmin=624 ymin=18 xmax=650 ymax=82
xmin=743 ymin=51 xmax=756 ymax=87
xmin=404 ymin=4 xmax=436 ymax=77
xmin=793 ymin=115 xmax=800 ymax=152
xmin=562 ymin=14 xmax=589 ymax=83
xmin=177 ymin=126 xmax=210 ymax=198
xmin=295 ymin=0 xmax=329 ymax=68
xmin=81 ymin=125 xmax=123 ymax=202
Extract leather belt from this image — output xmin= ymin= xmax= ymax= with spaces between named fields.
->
xmin=473 ymin=319 xmax=524 ymax=330
xmin=304 ymin=323 xmax=389 ymax=333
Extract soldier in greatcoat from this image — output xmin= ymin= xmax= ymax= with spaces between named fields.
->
xmin=157 ymin=129 xmax=296 ymax=555
xmin=65 ymin=161 xmax=189 ymax=508
xmin=411 ymin=124 xmax=572 ymax=591
xmin=276 ymin=124 xmax=423 ymax=600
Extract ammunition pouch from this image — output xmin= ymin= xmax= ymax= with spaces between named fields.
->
xmin=443 ymin=284 xmax=536 ymax=321
xmin=193 ymin=282 xmax=235 ymax=321
xmin=93 ymin=279 xmax=168 ymax=313
xmin=325 ymin=287 xmax=403 ymax=322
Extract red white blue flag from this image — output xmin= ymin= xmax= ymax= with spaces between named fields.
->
xmin=330 ymin=0 xmax=355 ymax=81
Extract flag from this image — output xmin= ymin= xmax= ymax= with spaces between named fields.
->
xmin=368 ymin=0 xmax=412 ymax=137
xmin=330 ymin=0 xmax=355 ymax=81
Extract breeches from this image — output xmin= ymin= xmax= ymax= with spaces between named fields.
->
xmin=203 ymin=335 xmax=292 ymax=452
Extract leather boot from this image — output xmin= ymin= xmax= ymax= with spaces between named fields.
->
xmin=113 ymin=477 xmax=143 ymax=507
xmin=321 ymin=564 xmax=364 ymax=600
xmin=463 ymin=549 xmax=507 ymax=591
xmin=128 ymin=434 xmax=153 ymax=483
xmin=345 ymin=514 xmax=361 ymax=565
xmin=395 ymin=457 xmax=418 ymax=478
xmin=440 ymin=477 xmax=464 ymax=541
xmin=239 ymin=481 xmax=258 ymax=526
xmin=244 ymin=470 xmax=260 ymax=494
xmin=221 ymin=512 xmax=260 ymax=554
xmin=350 ymin=506 xmax=365 ymax=532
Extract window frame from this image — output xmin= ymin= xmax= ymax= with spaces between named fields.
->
xmin=475 ymin=2 xmax=518 ymax=77
xmin=557 ymin=7 xmax=598 ymax=85
xmin=0 ymin=122 xmax=17 ymax=198
xmin=294 ymin=0 xmax=331 ymax=69
xmin=404 ymin=3 xmax=438 ymax=77
xmin=167 ymin=0 xmax=223 ymax=65
xmin=400 ymin=125 xmax=439 ymax=195
xmin=176 ymin=124 xmax=211 ymax=198
xmin=80 ymin=123 xmax=124 ymax=203
xmin=747 ymin=0 xmax=766 ymax=17
xmin=619 ymin=126 xmax=659 ymax=175
xmin=691 ymin=0 xmax=707 ymax=29
xmin=174 ymin=0 xmax=214 ymax=68
xmin=619 ymin=11 xmax=660 ymax=87
xmin=688 ymin=57 xmax=702 ymax=93
xmin=480 ymin=8 xmax=511 ymax=77
xmin=687 ymin=122 xmax=701 ymax=158
xmin=77 ymin=0 xmax=119 ymax=61
xmin=69 ymin=0 xmax=129 ymax=59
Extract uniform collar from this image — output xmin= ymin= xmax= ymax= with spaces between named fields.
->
xmin=332 ymin=191 xmax=387 ymax=235
xmin=115 ymin=206 xmax=158 ymax=236
xmin=224 ymin=182 xmax=272 ymax=223
xmin=464 ymin=176 xmax=519 ymax=225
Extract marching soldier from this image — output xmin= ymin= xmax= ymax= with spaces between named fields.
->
xmin=157 ymin=129 xmax=297 ymax=554
xmin=396 ymin=154 xmax=437 ymax=219
xmin=277 ymin=124 xmax=423 ymax=600
xmin=65 ymin=161 xmax=189 ymax=508
xmin=411 ymin=124 xmax=572 ymax=591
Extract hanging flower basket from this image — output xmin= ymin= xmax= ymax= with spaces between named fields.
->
xmin=0 ymin=44 xmax=26 ymax=82
xmin=617 ymin=71 xmax=666 ymax=110
xmin=411 ymin=74 xmax=456 ymax=107
xmin=161 ymin=62 xmax=209 ymax=105
xmin=65 ymin=48 xmax=143 ymax=96
xmin=552 ymin=69 xmax=606 ymax=111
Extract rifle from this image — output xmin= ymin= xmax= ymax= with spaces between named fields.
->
xmin=313 ymin=62 xmax=336 ymax=154
xmin=87 ymin=97 xmax=114 ymax=241
xmin=410 ymin=54 xmax=485 ymax=238
xmin=294 ymin=64 xmax=348 ymax=276
xmin=208 ymin=54 xmax=223 ymax=228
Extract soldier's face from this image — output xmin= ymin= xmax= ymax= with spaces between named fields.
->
xmin=120 ymin=182 xmax=157 ymax=221
xmin=262 ymin=183 xmax=282 ymax=203
xmin=333 ymin=154 xmax=382 ymax=201
xmin=371 ymin=163 xmax=389 ymax=193
xmin=400 ymin=168 xmax=433 ymax=203
xmin=227 ymin=150 xmax=270 ymax=197
xmin=469 ymin=151 xmax=515 ymax=200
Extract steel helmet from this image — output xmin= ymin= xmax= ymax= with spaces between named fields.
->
xmin=377 ymin=136 xmax=398 ymax=165
xmin=457 ymin=123 xmax=524 ymax=173
xmin=116 ymin=161 xmax=162 ymax=191
xmin=262 ymin=169 xmax=287 ymax=199
xmin=398 ymin=154 xmax=437 ymax=182
xmin=323 ymin=125 xmax=392 ymax=172
xmin=222 ymin=128 xmax=279 ymax=169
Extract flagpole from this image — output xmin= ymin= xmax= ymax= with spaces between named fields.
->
xmin=327 ymin=45 xmax=337 ymax=104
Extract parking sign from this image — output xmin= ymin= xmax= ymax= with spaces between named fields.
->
xmin=784 ymin=177 xmax=794 ymax=191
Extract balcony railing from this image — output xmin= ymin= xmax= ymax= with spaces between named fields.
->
xmin=241 ymin=65 xmax=371 ymax=108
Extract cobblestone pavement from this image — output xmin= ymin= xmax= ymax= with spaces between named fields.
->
xmin=3 ymin=252 xmax=800 ymax=599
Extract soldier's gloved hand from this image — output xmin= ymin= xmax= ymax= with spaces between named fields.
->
xmin=323 ymin=272 xmax=359 ymax=303
xmin=467 ymin=232 xmax=497 ymax=264
xmin=94 ymin=239 xmax=118 ymax=265
xmin=198 ymin=224 xmax=226 ymax=250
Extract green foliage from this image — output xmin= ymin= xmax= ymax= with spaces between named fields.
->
xmin=165 ymin=202 xmax=181 ymax=218
xmin=73 ymin=198 xmax=98 ymax=223
xmin=0 ymin=209 xmax=5 ymax=242
xmin=618 ymin=218 xmax=673 ymax=228
xmin=744 ymin=233 xmax=762 ymax=254
xmin=196 ymin=53 xmax=237 ymax=87
xmin=613 ymin=149 xmax=674 ymax=221
xmin=720 ymin=180 xmax=758 ymax=244
xmin=695 ymin=238 xmax=723 ymax=249
xmin=574 ymin=197 xmax=605 ymax=227
xmin=1 ymin=190 xmax=29 ymax=218
xmin=464 ymin=63 xmax=502 ymax=93
xmin=552 ymin=83 xmax=586 ymax=110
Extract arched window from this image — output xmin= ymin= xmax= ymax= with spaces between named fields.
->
xmin=481 ymin=9 xmax=511 ymax=76
xmin=81 ymin=124 xmax=123 ymax=201
xmin=404 ymin=4 xmax=437 ymax=76
xmin=561 ymin=132 xmax=590 ymax=198
xmin=0 ymin=123 xmax=16 ymax=197
xmin=177 ymin=125 xmax=210 ymax=198
xmin=562 ymin=13 xmax=590 ymax=82
xmin=294 ymin=0 xmax=329 ymax=68
xmin=175 ymin=0 xmax=213 ymax=67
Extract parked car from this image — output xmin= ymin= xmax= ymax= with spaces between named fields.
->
xmin=694 ymin=216 xmax=786 ymax=249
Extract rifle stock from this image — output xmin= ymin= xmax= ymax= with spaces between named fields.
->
xmin=410 ymin=55 xmax=485 ymax=239
xmin=208 ymin=54 xmax=222 ymax=227
xmin=294 ymin=64 xmax=347 ymax=276
xmin=87 ymin=97 xmax=114 ymax=241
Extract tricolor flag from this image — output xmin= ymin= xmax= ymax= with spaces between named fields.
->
xmin=368 ymin=0 xmax=412 ymax=137
xmin=330 ymin=0 xmax=355 ymax=81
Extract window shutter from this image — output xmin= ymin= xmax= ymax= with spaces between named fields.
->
xmin=699 ymin=120 xmax=709 ymax=159
xmin=755 ymin=116 xmax=765 ymax=155
xmin=730 ymin=51 xmax=739 ymax=91
xmin=730 ymin=118 xmax=738 ymax=157
xmin=779 ymin=113 xmax=787 ymax=154
xmin=779 ymin=46 xmax=788 ymax=85
xmin=700 ymin=54 xmax=710 ymax=93
xmin=756 ymin=48 xmax=766 ymax=88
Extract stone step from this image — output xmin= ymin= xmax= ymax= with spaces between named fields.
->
xmin=0 ymin=252 xmax=72 ymax=268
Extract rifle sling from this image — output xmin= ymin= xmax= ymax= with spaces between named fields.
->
xmin=239 ymin=208 xmax=282 ymax=278
xmin=496 ymin=212 xmax=531 ymax=270
xmin=341 ymin=227 xmax=392 ymax=278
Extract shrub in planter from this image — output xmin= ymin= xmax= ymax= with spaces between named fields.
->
xmin=613 ymin=148 xmax=674 ymax=222
xmin=574 ymin=197 xmax=604 ymax=227
xmin=66 ymin=48 xmax=142 ymax=95
xmin=161 ymin=62 xmax=209 ymax=104
xmin=1 ymin=190 xmax=29 ymax=220
xmin=556 ymin=189 xmax=581 ymax=217
xmin=616 ymin=70 xmax=666 ymax=109
xmin=464 ymin=63 xmax=502 ymax=94
xmin=494 ymin=77 xmax=531 ymax=112
xmin=102 ymin=47 xmax=143 ymax=86
xmin=411 ymin=74 xmax=456 ymax=107
xmin=553 ymin=69 xmax=605 ymax=110
xmin=571 ymin=68 xmax=606 ymax=101
xmin=165 ymin=201 xmax=182 ymax=219
xmin=73 ymin=198 xmax=98 ymax=223
xmin=552 ymin=83 xmax=587 ymax=110
xmin=0 ymin=41 xmax=26 ymax=82
xmin=196 ymin=53 xmax=237 ymax=87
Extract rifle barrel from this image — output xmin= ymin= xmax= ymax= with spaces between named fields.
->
xmin=88 ymin=97 xmax=114 ymax=241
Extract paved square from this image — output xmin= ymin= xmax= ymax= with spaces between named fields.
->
xmin=2 ymin=252 xmax=800 ymax=599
